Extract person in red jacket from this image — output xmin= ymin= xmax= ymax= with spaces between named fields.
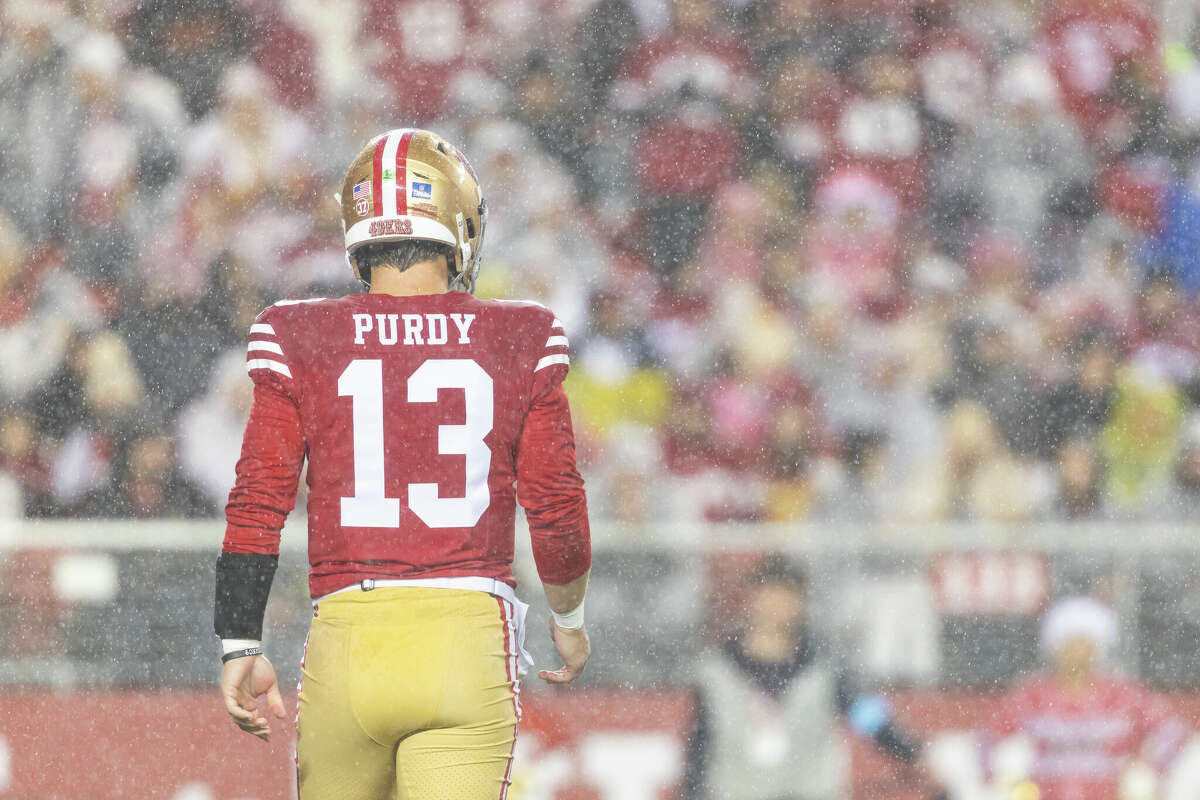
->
xmin=214 ymin=128 xmax=592 ymax=799
xmin=989 ymin=596 xmax=1189 ymax=800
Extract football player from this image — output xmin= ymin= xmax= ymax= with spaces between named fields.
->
xmin=213 ymin=129 xmax=592 ymax=799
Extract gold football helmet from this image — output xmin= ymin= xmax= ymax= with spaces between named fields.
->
xmin=338 ymin=129 xmax=487 ymax=292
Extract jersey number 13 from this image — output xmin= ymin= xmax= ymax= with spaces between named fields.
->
xmin=337 ymin=358 xmax=493 ymax=529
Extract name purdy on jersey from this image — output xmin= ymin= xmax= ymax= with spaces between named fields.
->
xmin=222 ymin=291 xmax=591 ymax=600
xmin=352 ymin=312 xmax=476 ymax=346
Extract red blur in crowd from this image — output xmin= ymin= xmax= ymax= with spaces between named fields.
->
xmin=360 ymin=0 xmax=485 ymax=122
xmin=1039 ymin=0 xmax=1160 ymax=141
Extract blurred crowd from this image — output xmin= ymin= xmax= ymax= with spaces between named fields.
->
xmin=1 ymin=0 xmax=1199 ymax=527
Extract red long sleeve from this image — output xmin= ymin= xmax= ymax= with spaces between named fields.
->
xmin=516 ymin=382 xmax=591 ymax=584
xmin=223 ymin=377 xmax=306 ymax=555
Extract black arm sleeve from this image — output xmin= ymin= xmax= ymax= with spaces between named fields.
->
xmin=214 ymin=552 xmax=278 ymax=639
xmin=874 ymin=721 xmax=923 ymax=764
xmin=835 ymin=671 xmax=923 ymax=764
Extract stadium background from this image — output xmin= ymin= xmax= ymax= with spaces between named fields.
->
xmin=2 ymin=0 xmax=1200 ymax=797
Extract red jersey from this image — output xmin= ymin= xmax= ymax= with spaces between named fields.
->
xmin=223 ymin=292 xmax=591 ymax=599
xmin=992 ymin=674 xmax=1189 ymax=800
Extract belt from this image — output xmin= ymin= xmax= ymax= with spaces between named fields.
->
xmin=314 ymin=574 xmax=535 ymax=677
xmin=314 ymin=576 xmax=519 ymax=607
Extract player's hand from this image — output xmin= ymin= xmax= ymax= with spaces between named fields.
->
xmin=220 ymin=654 xmax=287 ymax=741
xmin=538 ymin=618 xmax=590 ymax=684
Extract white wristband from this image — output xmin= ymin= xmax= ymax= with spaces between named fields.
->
xmin=551 ymin=599 xmax=585 ymax=630
xmin=221 ymin=638 xmax=262 ymax=656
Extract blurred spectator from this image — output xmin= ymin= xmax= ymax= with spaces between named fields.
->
xmin=907 ymin=401 xmax=1044 ymax=522
xmin=890 ymin=249 xmax=960 ymax=391
xmin=511 ymin=53 xmax=591 ymax=192
xmin=745 ymin=52 xmax=841 ymax=202
xmin=988 ymin=597 xmax=1189 ymax=800
xmin=1100 ymin=367 xmax=1186 ymax=516
xmin=467 ymin=120 xmax=578 ymax=267
xmin=83 ymin=433 xmax=212 ymax=518
xmin=942 ymin=52 xmax=1092 ymax=250
xmin=910 ymin=1 xmax=989 ymax=135
xmin=1128 ymin=272 xmax=1200 ymax=385
xmin=684 ymin=557 xmax=929 ymax=800
xmin=617 ymin=0 xmax=756 ymax=274
xmin=1097 ymin=157 xmax=1170 ymax=237
xmin=30 ymin=331 xmax=94 ymax=443
xmin=0 ymin=405 xmax=50 ymax=517
xmin=1048 ymin=436 xmax=1107 ymax=520
xmin=176 ymin=350 xmax=253 ymax=509
xmin=813 ymin=427 xmax=884 ymax=522
xmin=807 ymin=168 xmax=902 ymax=307
xmin=939 ymin=307 xmax=1041 ymax=458
xmin=570 ymin=0 xmax=639 ymax=114
xmin=1037 ymin=329 xmax=1119 ymax=458
xmin=581 ymin=421 xmax=665 ymax=526
xmin=360 ymin=0 xmax=480 ymax=124
xmin=183 ymin=61 xmax=318 ymax=263
xmin=278 ymin=0 xmax=363 ymax=105
xmin=126 ymin=0 xmax=250 ymax=120
xmin=64 ymin=33 xmax=160 ymax=293
xmin=77 ymin=333 xmax=143 ymax=455
xmin=241 ymin=0 xmax=317 ymax=111
xmin=1143 ymin=181 xmax=1200 ymax=296
xmin=566 ymin=289 xmax=671 ymax=441
xmin=1039 ymin=0 xmax=1159 ymax=146
xmin=1040 ymin=214 xmax=1139 ymax=331
xmin=957 ymin=0 xmax=1038 ymax=55
xmin=476 ymin=142 xmax=607 ymax=329
xmin=739 ymin=0 xmax=844 ymax=73
xmin=0 ymin=227 xmax=99 ymax=402
xmin=0 ymin=1 xmax=75 ymax=239
xmin=613 ymin=0 xmax=757 ymax=116
xmin=1166 ymin=414 xmax=1200 ymax=519
xmin=833 ymin=47 xmax=926 ymax=210
xmin=29 ymin=331 xmax=149 ymax=516
xmin=758 ymin=377 xmax=823 ymax=522
xmin=116 ymin=277 xmax=234 ymax=417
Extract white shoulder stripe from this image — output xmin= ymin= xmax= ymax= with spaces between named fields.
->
xmin=249 ymin=323 xmax=275 ymax=335
xmin=246 ymin=358 xmax=293 ymax=378
xmin=273 ymin=297 xmax=327 ymax=306
xmin=247 ymin=340 xmax=284 ymax=355
xmin=493 ymin=298 xmax=548 ymax=309
xmin=535 ymin=354 xmax=569 ymax=372
xmin=551 ymin=318 xmax=564 ymax=330
xmin=545 ymin=335 xmax=569 ymax=349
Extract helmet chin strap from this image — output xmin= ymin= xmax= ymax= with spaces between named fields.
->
xmin=448 ymin=244 xmax=477 ymax=293
xmin=448 ymin=268 xmax=470 ymax=293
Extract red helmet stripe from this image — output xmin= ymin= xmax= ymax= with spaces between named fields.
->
xmin=393 ymin=130 xmax=414 ymax=217
xmin=371 ymin=136 xmax=387 ymax=217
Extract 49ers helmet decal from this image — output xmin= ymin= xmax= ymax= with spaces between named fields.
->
xmin=338 ymin=129 xmax=487 ymax=292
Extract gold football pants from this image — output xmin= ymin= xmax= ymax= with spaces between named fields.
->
xmin=296 ymin=587 xmax=521 ymax=799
